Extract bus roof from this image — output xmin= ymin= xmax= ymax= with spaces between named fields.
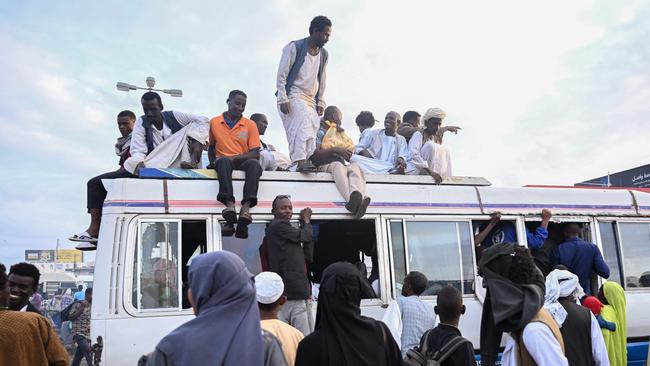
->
xmin=100 ymin=168 xmax=650 ymax=217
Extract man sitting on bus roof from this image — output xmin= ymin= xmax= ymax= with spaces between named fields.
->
xmin=250 ymin=113 xmax=290 ymax=171
xmin=552 ymin=223 xmax=610 ymax=295
xmin=396 ymin=110 xmax=420 ymax=143
xmin=353 ymin=111 xmax=409 ymax=175
xmin=406 ymin=108 xmax=459 ymax=182
xmin=123 ymin=91 xmax=210 ymax=173
xmin=311 ymin=106 xmax=371 ymax=218
xmin=208 ymin=90 xmax=263 ymax=239
xmin=69 ymin=110 xmax=136 ymax=248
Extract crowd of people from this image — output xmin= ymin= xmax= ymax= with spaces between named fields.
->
xmin=0 ymin=199 xmax=630 ymax=365
xmin=68 ymin=15 xmax=460 ymax=250
xmin=0 ymin=13 xmax=626 ymax=366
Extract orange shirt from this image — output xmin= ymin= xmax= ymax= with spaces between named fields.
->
xmin=210 ymin=114 xmax=261 ymax=157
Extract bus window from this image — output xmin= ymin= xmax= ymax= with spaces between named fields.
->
xmin=618 ymin=222 xmax=650 ymax=289
xmin=391 ymin=220 xmax=475 ymax=296
xmin=132 ymin=220 xmax=208 ymax=311
xmin=221 ymin=222 xmax=267 ymax=276
xmin=598 ymin=221 xmax=624 ymax=286
xmin=310 ymin=220 xmax=379 ymax=298
xmin=389 ymin=220 xmax=407 ymax=295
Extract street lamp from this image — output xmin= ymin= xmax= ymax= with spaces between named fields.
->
xmin=115 ymin=77 xmax=183 ymax=97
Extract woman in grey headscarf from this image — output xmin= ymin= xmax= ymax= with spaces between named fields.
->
xmin=139 ymin=251 xmax=265 ymax=366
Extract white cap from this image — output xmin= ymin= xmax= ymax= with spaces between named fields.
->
xmin=255 ymin=272 xmax=285 ymax=304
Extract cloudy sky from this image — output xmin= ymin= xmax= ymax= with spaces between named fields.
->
xmin=1 ymin=0 xmax=649 ymax=265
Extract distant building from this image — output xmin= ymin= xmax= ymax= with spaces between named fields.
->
xmin=576 ymin=164 xmax=650 ymax=188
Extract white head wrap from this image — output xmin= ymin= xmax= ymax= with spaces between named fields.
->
xmin=254 ymin=272 xmax=284 ymax=304
xmin=544 ymin=269 xmax=581 ymax=326
xmin=65 ymin=288 xmax=72 ymax=295
xmin=421 ymin=107 xmax=446 ymax=123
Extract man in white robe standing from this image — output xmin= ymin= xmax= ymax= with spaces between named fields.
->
xmin=276 ymin=15 xmax=331 ymax=172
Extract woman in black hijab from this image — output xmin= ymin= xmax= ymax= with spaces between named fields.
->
xmin=295 ymin=262 xmax=403 ymax=366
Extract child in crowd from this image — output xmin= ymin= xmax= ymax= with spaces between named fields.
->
xmin=582 ymin=296 xmax=616 ymax=331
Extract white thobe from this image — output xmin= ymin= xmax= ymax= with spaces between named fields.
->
xmin=501 ymin=323 xmax=569 ymax=366
xmin=124 ymin=111 xmax=209 ymax=174
xmin=276 ymin=42 xmax=327 ymax=163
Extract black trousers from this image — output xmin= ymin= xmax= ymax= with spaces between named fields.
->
xmin=87 ymin=169 xmax=135 ymax=210
xmin=215 ymin=158 xmax=262 ymax=207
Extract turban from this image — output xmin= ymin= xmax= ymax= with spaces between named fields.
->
xmin=422 ymin=107 xmax=446 ymax=122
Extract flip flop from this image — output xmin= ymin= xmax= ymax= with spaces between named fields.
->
xmin=69 ymin=232 xmax=98 ymax=243
xmin=75 ymin=242 xmax=97 ymax=251
xmin=222 ymin=207 xmax=238 ymax=224
xmin=354 ymin=196 xmax=371 ymax=220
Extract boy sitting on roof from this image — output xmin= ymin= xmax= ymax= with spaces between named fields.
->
xmin=352 ymin=111 xmax=409 ymax=174
xmin=310 ymin=106 xmax=371 ymax=219
xmin=70 ymin=110 xmax=136 ymax=248
xmin=354 ymin=110 xmax=376 ymax=149
xmin=208 ymin=90 xmax=263 ymax=239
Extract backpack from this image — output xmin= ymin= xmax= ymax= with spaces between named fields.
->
xmin=404 ymin=329 xmax=471 ymax=366
xmin=61 ymin=300 xmax=86 ymax=322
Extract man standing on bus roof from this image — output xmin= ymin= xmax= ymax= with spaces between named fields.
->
xmin=266 ymin=195 xmax=315 ymax=336
xmin=208 ymin=90 xmax=263 ymax=239
xmin=552 ymin=223 xmax=610 ymax=295
xmin=7 ymin=262 xmax=41 ymax=314
xmin=276 ymin=16 xmax=331 ymax=172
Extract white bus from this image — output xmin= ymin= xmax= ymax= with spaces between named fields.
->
xmin=91 ymin=169 xmax=650 ymax=365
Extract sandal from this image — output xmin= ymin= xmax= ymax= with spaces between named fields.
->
xmin=75 ymin=242 xmax=97 ymax=251
xmin=69 ymin=232 xmax=98 ymax=243
xmin=235 ymin=223 xmax=249 ymax=239
xmin=221 ymin=223 xmax=236 ymax=237
xmin=296 ymin=161 xmax=318 ymax=173
xmin=222 ymin=207 xmax=238 ymax=225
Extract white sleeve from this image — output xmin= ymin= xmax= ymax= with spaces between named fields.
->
xmin=522 ymin=323 xmax=569 ymax=366
xmin=123 ymin=117 xmax=147 ymax=174
xmin=276 ymin=43 xmax=296 ymax=105
xmin=316 ymin=54 xmax=327 ymax=108
xmin=381 ymin=300 xmax=402 ymax=350
xmin=172 ymin=111 xmax=210 ymax=144
xmin=500 ymin=337 xmax=517 ymax=366
xmin=397 ymin=135 xmax=410 ymax=161
xmin=590 ymin=313 xmax=610 ymax=366
xmin=354 ymin=129 xmax=374 ymax=154
xmin=170 ymin=111 xmax=209 ymax=127
xmin=408 ymin=131 xmax=428 ymax=169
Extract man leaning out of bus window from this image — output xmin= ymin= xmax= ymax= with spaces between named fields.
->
xmin=474 ymin=209 xmax=552 ymax=253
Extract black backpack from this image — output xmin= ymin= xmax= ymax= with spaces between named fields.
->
xmin=404 ymin=330 xmax=471 ymax=366
xmin=61 ymin=300 xmax=85 ymax=322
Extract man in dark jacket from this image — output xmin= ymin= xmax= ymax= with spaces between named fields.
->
xmin=266 ymin=195 xmax=314 ymax=335
xmin=552 ymin=223 xmax=610 ymax=295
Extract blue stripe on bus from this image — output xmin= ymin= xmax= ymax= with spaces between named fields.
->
xmin=483 ymin=203 xmax=632 ymax=210
xmin=104 ymin=201 xmax=165 ymax=208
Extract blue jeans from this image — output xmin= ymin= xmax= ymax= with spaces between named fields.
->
xmin=72 ymin=335 xmax=92 ymax=366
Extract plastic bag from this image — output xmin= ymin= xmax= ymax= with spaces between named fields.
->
xmin=321 ymin=121 xmax=355 ymax=151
